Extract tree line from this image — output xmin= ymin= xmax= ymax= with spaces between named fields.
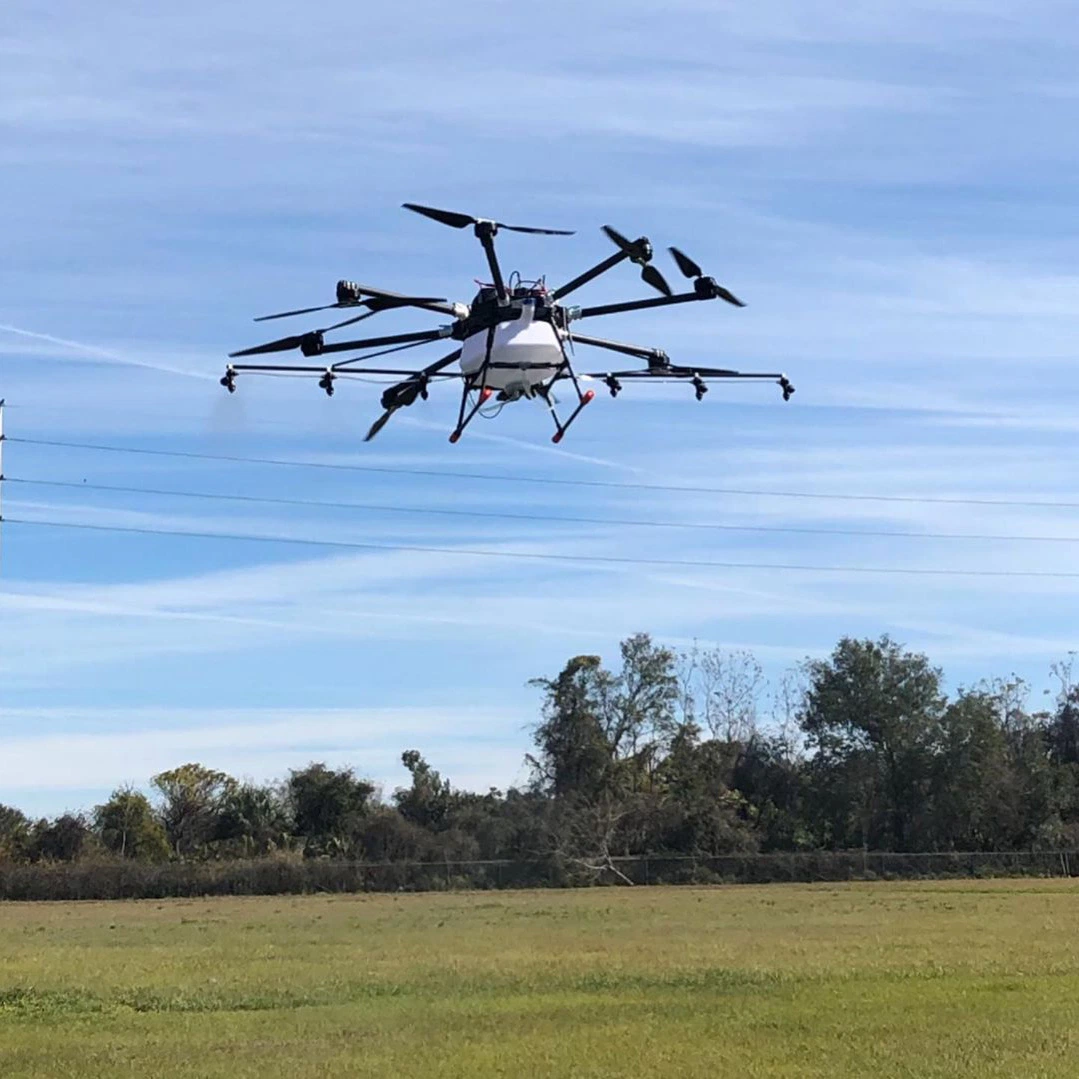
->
xmin=3 ymin=634 xmax=1079 ymax=878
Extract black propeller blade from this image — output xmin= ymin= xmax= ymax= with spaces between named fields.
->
xmin=254 ymin=303 xmax=348 ymax=323
xmin=669 ymin=246 xmax=703 ymax=280
xmin=364 ymin=408 xmax=395 ymax=442
xmin=230 ymin=333 xmax=324 ymax=359
xmin=641 ymin=264 xmax=673 ymax=297
xmin=668 ymin=246 xmax=745 ymax=307
xmin=602 ymin=225 xmax=673 ymax=297
xmin=362 ymin=347 xmax=462 ymax=441
xmin=230 ymin=310 xmax=387 ymax=358
xmin=402 ymin=202 xmax=574 ymax=235
xmin=254 ymin=283 xmax=447 ymax=323
xmin=363 ymin=375 xmax=431 ymax=441
xmin=601 ymin=224 xmax=639 ymax=253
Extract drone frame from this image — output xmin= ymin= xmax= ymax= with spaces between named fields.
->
xmin=222 ymin=203 xmax=794 ymax=442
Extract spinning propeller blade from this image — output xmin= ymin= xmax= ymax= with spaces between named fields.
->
xmin=255 ymin=304 xmax=340 ymax=322
xmin=231 ymin=307 xmax=400 ymax=357
xmin=601 ymin=224 xmax=635 ymax=251
xmin=364 ymin=409 xmax=395 ymax=441
xmin=402 ymin=202 xmax=574 ymax=236
xmin=501 ymin=223 xmax=576 ymax=235
xmin=668 ymin=245 xmax=745 ymax=307
xmin=254 ymin=285 xmax=446 ymax=323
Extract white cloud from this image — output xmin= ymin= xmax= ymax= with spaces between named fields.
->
xmin=0 ymin=706 xmax=530 ymax=795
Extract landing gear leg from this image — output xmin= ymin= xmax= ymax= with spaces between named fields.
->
xmin=539 ymin=355 xmax=594 ymax=444
xmin=450 ymin=327 xmax=499 ymax=444
xmin=446 ymin=384 xmax=494 ymax=442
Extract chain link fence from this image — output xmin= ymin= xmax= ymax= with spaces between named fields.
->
xmin=0 ymin=849 xmax=1075 ymax=901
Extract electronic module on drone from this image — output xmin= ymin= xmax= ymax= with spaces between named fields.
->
xmin=222 ymin=202 xmax=795 ymax=443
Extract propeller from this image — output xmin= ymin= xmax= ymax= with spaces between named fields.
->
xmin=602 ymin=225 xmax=673 ymax=297
xmin=254 ymin=282 xmax=447 ymax=323
xmin=402 ymin=202 xmax=574 ymax=236
xmin=363 ymin=409 xmax=395 ymax=442
xmin=229 ymin=309 xmax=382 ymax=358
xmin=668 ymin=246 xmax=745 ymax=307
xmin=363 ymin=375 xmax=430 ymax=441
xmin=669 ymin=246 xmax=704 ymax=279
xmin=363 ymin=348 xmax=462 ymax=441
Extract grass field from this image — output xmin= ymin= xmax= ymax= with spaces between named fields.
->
xmin=2 ymin=880 xmax=1079 ymax=1077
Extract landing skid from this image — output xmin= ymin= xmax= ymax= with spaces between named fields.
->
xmin=536 ymin=365 xmax=594 ymax=444
xmin=541 ymin=326 xmax=595 ymax=443
xmin=449 ymin=382 xmax=494 ymax=443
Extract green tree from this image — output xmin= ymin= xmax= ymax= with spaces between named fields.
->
xmin=27 ymin=813 xmax=91 ymax=862
xmin=393 ymin=751 xmax=453 ymax=830
xmin=151 ymin=763 xmax=238 ymax=857
xmin=0 ymin=804 xmax=30 ymax=863
xmin=1045 ymin=683 xmax=1079 ymax=843
xmin=932 ymin=691 xmax=1012 ymax=849
xmin=613 ymin=633 xmax=680 ymax=781
xmin=800 ymin=636 xmax=945 ymax=850
xmin=215 ymin=782 xmax=292 ymax=855
xmin=1047 ymin=687 xmax=1079 ymax=767
xmin=731 ymin=734 xmax=811 ymax=851
xmin=446 ymin=787 xmax=550 ymax=861
xmin=654 ymin=721 xmax=758 ymax=854
xmin=528 ymin=633 xmax=679 ymax=799
xmin=528 ymin=654 xmax=615 ymax=799
xmin=287 ymin=762 xmax=375 ymax=857
xmin=93 ymin=787 xmax=170 ymax=861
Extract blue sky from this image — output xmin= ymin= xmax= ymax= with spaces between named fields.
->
xmin=2 ymin=1 xmax=1079 ymax=817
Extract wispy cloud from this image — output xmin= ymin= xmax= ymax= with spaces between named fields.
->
xmin=4 ymin=0 xmax=1079 ymax=811
xmin=0 ymin=323 xmax=216 ymax=380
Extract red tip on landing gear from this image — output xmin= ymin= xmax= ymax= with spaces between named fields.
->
xmin=449 ymin=430 xmax=461 ymax=443
xmin=551 ymin=389 xmax=594 ymax=443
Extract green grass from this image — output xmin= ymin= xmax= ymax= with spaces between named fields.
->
xmin=2 ymin=879 xmax=1079 ymax=1076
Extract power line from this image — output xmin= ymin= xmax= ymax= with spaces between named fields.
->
xmin=9 ymin=476 xmax=1079 ymax=545
xmin=6 ymin=516 xmax=1079 ymax=580
xmin=8 ymin=435 xmax=1079 ymax=511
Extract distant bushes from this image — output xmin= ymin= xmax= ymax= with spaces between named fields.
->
xmin=0 ymin=850 xmax=1072 ymax=902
